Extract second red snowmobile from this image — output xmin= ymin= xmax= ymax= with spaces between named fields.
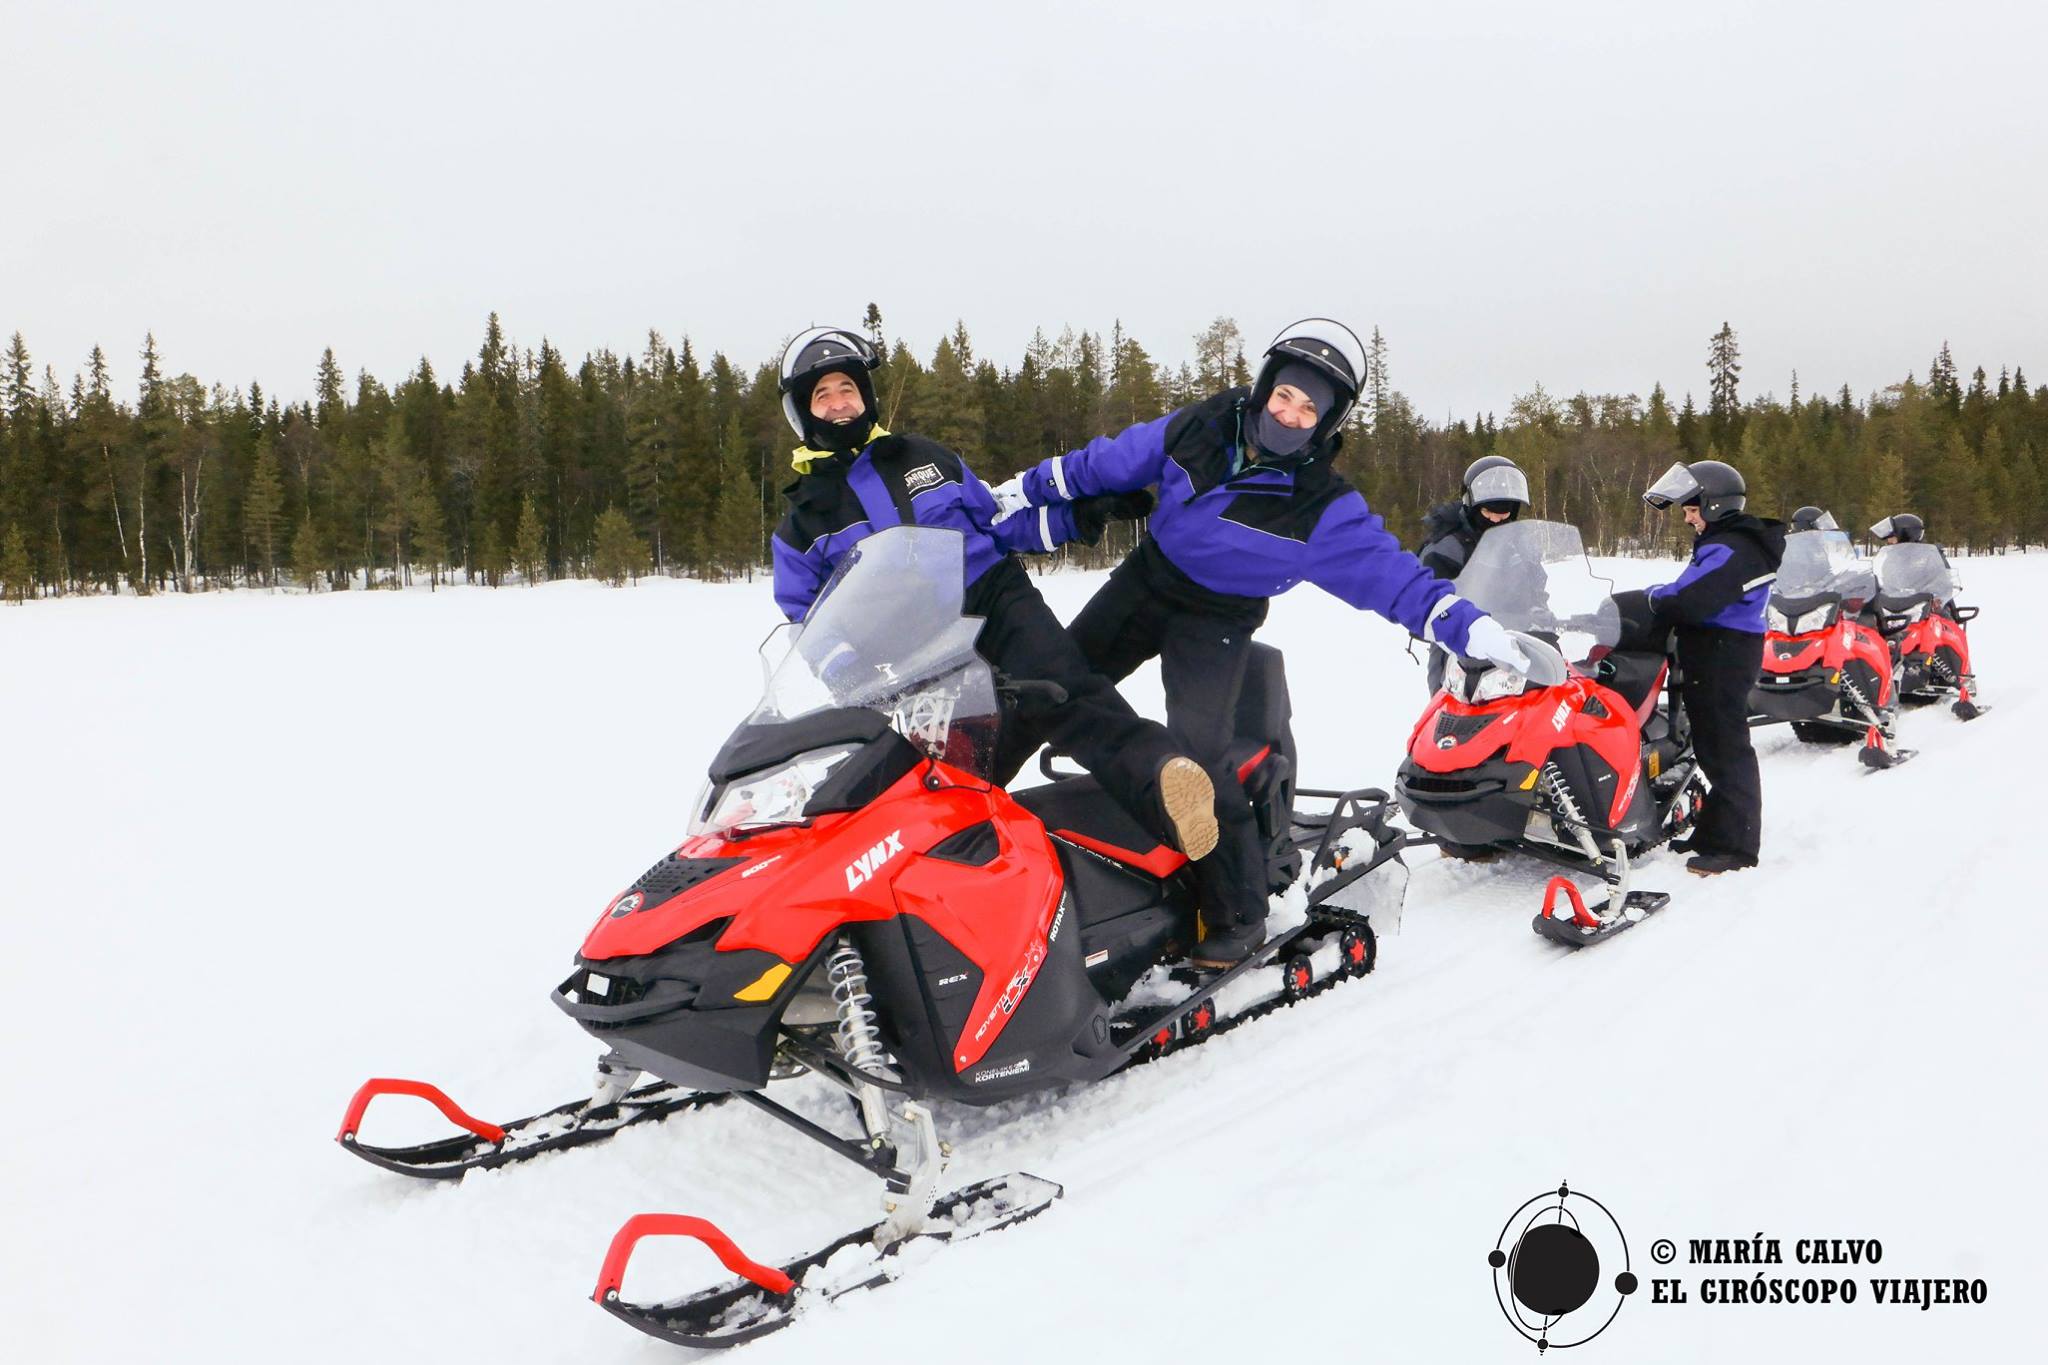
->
xmin=1748 ymin=528 xmax=1909 ymax=769
xmin=1393 ymin=521 xmax=1704 ymax=947
xmin=336 ymin=527 xmax=1408 ymax=1348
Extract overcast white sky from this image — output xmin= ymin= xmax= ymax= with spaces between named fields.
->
xmin=4 ymin=0 xmax=2043 ymax=420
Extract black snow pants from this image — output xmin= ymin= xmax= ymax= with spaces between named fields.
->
xmin=967 ymin=557 xmax=1182 ymax=846
xmin=995 ymin=542 xmax=1269 ymax=933
xmin=1675 ymin=625 xmax=1767 ymax=862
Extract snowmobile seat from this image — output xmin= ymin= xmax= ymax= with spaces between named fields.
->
xmin=1012 ymin=777 xmax=1180 ymax=878
xmin=1594 ymin=649 xmax=1667 ymax=721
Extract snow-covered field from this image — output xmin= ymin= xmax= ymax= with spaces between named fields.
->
xmin=3 ymin=553 xmax=2042 ymax=1363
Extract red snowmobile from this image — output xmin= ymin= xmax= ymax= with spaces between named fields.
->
xmin=1393 ymin=521 xmax=1704 ymax=948
xmin=1873 ymin=542 xmax=1986 ymax=721
xmin=336 ymin=527 xmax=1407 ymax=1348
xmin=1748 ymin=529 xmax=1909 ymax=769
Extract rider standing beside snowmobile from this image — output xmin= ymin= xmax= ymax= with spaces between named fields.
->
xmin=769 ymin=325 xmax=1219 ymax=862
xmin=988 ymin=318 xmax=1535 ymax=967
xmin=1418 ymin=456 xmax=1531 ymax=581
xmin=1641 ymin=460 xmax=1787 ymax=876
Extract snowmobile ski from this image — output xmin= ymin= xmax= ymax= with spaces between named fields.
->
xmin=336 ymin=1076 xmax=726 ymax=1179
xmin=1531 ymin=873 xmax=1669 ymax=948
xmin=592 ymin=1172 xmax=1061 ymax=1349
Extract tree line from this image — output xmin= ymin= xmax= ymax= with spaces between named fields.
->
xmin=1 ymin=310 xmax=2041 ymax=604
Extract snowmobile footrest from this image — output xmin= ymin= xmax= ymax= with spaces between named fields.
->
xmin=594 ymin=1172 xmax=1062 ymax=1349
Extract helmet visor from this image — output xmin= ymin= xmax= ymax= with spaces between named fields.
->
xmin=1263 ymin=318 xmax=1367 ymax=397
xmin=1810 ymin=510 xmax=1839 ymax=531
xmin=1642 ymin=462 xmax=1701 ymax=510
xmin=778 ymin=327 xmax=876 ymax=394
xmin=1869 ymin=516 xmax=1896 ymax=540
xmin=1466 ymin=464 xmax=1531 ymax=507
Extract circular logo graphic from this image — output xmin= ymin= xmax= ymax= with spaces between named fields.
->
xmin=1488 ymin=1181 xmax=1637 ymax=1352
xmin=608 ymin=891 xmax=645 ymax=918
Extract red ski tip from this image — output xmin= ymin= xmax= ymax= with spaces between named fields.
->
xmin=1539 ymin=875 xmax=1599 ymax=929
xmin=594 ymin=1214 xmax=797 ymax=1302
xmin=335 ymin=1078 xmax=508 ymax=1145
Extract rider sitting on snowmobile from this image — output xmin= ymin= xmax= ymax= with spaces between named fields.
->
xmin=1789 ymin=505 xmax=1837 ymax=534
xmin=986 ymin=318 xmax=1533 ymax=968
xmin=1416 ymin=455 xmax=1534 ymax=691
xmin=1418 ymin=456 xmax=1531 ymax=581
xmin=1642 ymin=460 xmax=1786 ymax=877
xmin=768 ymin=325 xmax=1220 ymax=863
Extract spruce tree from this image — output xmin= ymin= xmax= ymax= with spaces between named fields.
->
xmin=245 ymin=445 xmax=285 ymax=586
xmin=289 ymin=514 xmax=325 ymax=591
xmin=1 ymin=524 xmax=32 ymax=603
xmin=1706 ymin=322 xmax=1742 ymax=452
xmin=474 ymin=519 xmax=508 ymax=586
xmin=513 ymin=495 xmax=546 ymax=585
xmin=712 ymin=411 xmax=757 ymax=578
xmin=592 ymin=507 xmax=650 ymax=586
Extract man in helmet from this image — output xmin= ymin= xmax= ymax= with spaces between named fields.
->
xmin=1869 ymin=513 xmax=1925 ymax=545
xmin=769 ymin=325 xmax=1219 ymax=863
xmin=990 ymin=319 xmax=1535 ymax=966
xmin=1641 ymin=460 xmax=1787 ymax=875
xmin=1789 ymin=506 xmax=1839 ymax=534
xmin=1419 ymin=456 xmax=1532 ymax=581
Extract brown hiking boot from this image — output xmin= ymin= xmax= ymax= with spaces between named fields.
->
xmin=1157 ymin=757 xmax=1219 ymax=860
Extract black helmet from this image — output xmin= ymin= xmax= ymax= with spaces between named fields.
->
xmin=1790 ymin=506 xmax=1839 ymax=533
xmin=1461 ymin=455 xmax=1531 ymax=512
xmin=1869 ymin=513 xmax=1925 ymax=543
xmin=1248 ymin=318 xmax=1367 ymax=449
xmin=1642 ymin=460 xmax=1746 ymax=523
xmin=778 ymin=326 xmax=881 ymax=443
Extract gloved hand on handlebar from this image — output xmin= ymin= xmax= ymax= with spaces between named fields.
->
xmin=1459 ymin=613 xmax=1535 ymax=675
xmin=989 ymin=475 xmax=1034 ymax=520
xmin=1072 ymin=490 xmax=1156 ymax=545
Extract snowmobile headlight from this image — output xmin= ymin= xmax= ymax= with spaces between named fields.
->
xmin=1468 ymin=665 xmax=1532 ymax=704
xmin=691 ymin=744 xmax=861 ymax=837
xmin=1788 ymin=604 xmax=1836 ymax=634
xmin=1766 ymin=604 xmax=1791 ymax=634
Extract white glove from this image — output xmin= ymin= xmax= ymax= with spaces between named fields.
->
xmin=1459 ymin=614 xmax=1533 ymax=675
xmin=989 ymin=475 xmax=1034 ymax=521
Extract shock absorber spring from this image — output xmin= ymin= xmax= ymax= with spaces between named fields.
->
xmin=826 ymin=935 xmax=895 ymax=1080
xmin=1541 ymin=761 xmax=1603 ymax=863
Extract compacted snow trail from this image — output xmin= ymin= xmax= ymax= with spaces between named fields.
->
xmin=3 ymin=554 xmax=2041 ymax=1362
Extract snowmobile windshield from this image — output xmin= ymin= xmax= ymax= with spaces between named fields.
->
xmin=1874 ymin=542 xmax=1957 ymax=600
xmin=1775 ymin=529 xmax=1864 ymax=599
xmin=753 ymin=527 xmax=1002 ymax=777
xmin=1454 ymin=520 xmax=1621 ymax=664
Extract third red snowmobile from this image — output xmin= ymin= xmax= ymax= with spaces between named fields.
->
xmin=1873 ymin=541 xmax=1986 ymax=721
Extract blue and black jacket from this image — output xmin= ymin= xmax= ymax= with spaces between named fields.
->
xmin=1649 ymin=514 xmax=1788 ymax=634
xmin=771 ymin=426 xmax=1079 ymax=621
xmin=1012 ymin=388 xmax=1485 ymax=653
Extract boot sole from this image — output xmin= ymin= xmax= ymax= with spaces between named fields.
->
xmin=1158 ymin=757 xmax=1219 ymax=860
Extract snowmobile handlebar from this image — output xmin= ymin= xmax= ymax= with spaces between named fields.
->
xmin=997 ymin=677 xmax=1071 ymax=707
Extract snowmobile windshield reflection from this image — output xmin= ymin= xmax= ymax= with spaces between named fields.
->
xmin=752 ymin=528 xmax=1002 ymax=778
xmin=1776 ymin=529 xmax=1872 ymax=605
xmin=1874 ymin=542 xmax=1957 ymax=600
xmin=1453 ymin=520 xmax=1622 ymax=666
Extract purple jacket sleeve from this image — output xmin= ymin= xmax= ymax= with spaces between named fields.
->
xmin=1302 ymin=492 xmax=1485 ymax=652
xmin=1648 ymin=542 xmax=1739 ymax=624
xmin=772 ymin=534 xmax=830 ymax=622
xmin=1020 ymin=412 xmax=1174 ymax=504
xmin=960 ymin=463 xmax=1080 ymax=553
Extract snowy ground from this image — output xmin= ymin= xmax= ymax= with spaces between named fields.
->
xmin=3 ymin=552 xmax=2043 ymax=1363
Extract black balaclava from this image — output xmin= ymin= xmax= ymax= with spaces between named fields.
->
xmin=801 ymin=362 xmax=877 ymax=454
xmin=1248 ymin=361 xmax=1336 ymax=458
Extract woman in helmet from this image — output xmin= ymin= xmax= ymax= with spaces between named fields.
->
xmin=768 ymin=325 xmax=1219 ymax=863
xmin=990 ymin=319 xmax=1532 ymax=965
xmin=1641 ymin=460 xmax=1787 ymax=875
xmin=1418 ymin=455 xmax=1532 ymax=581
